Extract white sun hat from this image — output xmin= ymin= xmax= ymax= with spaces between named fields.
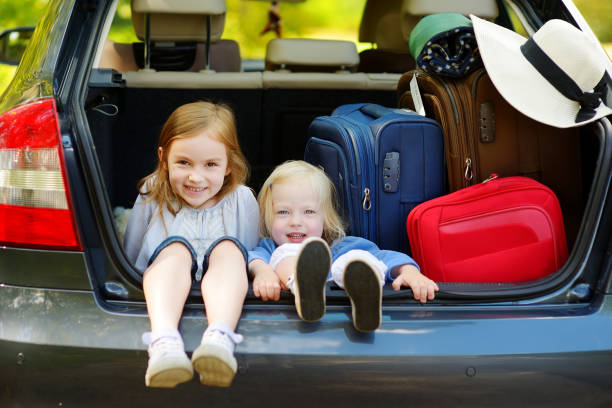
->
xmin=470 ymin=14 xmax=612 ymax=128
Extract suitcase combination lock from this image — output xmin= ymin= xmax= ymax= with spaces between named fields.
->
xmin=383 ymin=152 xmax=400 ymax=193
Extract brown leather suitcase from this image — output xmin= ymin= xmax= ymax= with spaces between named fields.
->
xmin=397 ymin=68 xmax=583 ymax=247
xmin=397 ymin=70 xmax=472 ymax=191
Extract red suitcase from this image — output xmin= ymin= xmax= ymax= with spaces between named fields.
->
xmin=406 ymin=176 xmax=568 ymax=282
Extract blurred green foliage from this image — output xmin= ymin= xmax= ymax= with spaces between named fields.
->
xmin=1 ymin=0 xmax=611 ymax=93
xmin=1 ymin=0 xmax=48 ymax=26
xmin=575 ymin=0 xmax=612 ymax=42
xmin=0 ymin=0 xmax=48 ymax=90
xmin=108 ymin=0 xmax=368 ymax=58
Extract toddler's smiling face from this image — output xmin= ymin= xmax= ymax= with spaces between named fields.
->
xmin=269 ymin=180 xmax=324 ymax=245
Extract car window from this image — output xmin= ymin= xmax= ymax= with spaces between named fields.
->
xmin=106 ymin=0 xmax=369 ymax=61
xmin=0 ymin=0 xmax=75 ymax=113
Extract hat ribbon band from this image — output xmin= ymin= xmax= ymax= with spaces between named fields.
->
xmin=520 ymin=37 xmax=607 ymax=123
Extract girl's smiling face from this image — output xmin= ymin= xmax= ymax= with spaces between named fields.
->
xmin=162 ymin=131 xmax=230 ymax=209
xmin=269 ymin=180 xmax=325 ymax=245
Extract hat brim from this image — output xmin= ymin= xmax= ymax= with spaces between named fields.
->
xmin=470 ymin=15 xmax=612 ymax=128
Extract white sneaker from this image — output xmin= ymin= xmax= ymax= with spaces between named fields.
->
xmin=294 ymin=237 xmax=332 ymax=322
xmin=143 ymin=332 xmax=193 ymax=388
xmin=191 ymin=326 xmax=243 ymax=387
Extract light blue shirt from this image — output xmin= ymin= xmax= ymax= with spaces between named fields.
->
xmin=248 ymin=236 xmax=419 ymax=281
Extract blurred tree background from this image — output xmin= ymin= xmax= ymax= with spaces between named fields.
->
xmin=107 ymin=0 xmax=367 ymax=56
xmin=1 ymin=0 xmax=611 ymax=94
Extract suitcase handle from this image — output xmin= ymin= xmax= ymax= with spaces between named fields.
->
xmin=359 ymin=104 xmax=389 ymax=119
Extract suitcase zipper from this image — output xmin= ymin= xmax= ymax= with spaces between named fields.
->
xmin=306 ymin=136 xmax=355 ymax=227
xmin=464 ymin=157 xmax=473 ymax=184
xmin=449 ymin=77 xmax=478 ymax=188
xmin=423 ymin=71 xmax=473 ymax=190
xmin=418 ymin=71 xmax=461 ymax=125
xmin=354 ymin=123 xmax=375 ymax=242
xmin=481 ymin=173 xmax=499 ymax=183
xmin=443 ymin=81 xmax=460 ymax=126
xmin=362 ymin=187 xmax=371 ymax=210
xmin=337 ymin=118 xmax=362 ymax=176
xmin=470 ymin=69 xmax=486 ymax=100
xmin=340 ymin=117 xmax=375 ymax=242
xmin=462 ymin=69 xmax=488 ymax=185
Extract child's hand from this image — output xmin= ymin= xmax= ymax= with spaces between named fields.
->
xmin=251 ymin=260 xmax=282 ymax=301
xmin=391 ymin=264 xmax=438 ymax=303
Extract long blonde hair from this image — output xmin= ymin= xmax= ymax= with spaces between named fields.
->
xmin=257 ymin=160 xmax=345 ymax=244
xmin=138 ymin=101 xmax=249 ymax=215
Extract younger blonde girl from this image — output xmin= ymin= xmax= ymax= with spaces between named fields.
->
xmin=124 ymin=101 xmax=259 ymax=388
xmin=248 ymin=160 xmax=438 ymax=332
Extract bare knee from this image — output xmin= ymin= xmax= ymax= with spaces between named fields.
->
xmin=204 ymin=240 xmax=248 ymax=288
xmin=209 ymin=239 xmax=245 ymax=264
xmin=156 ymin=242 xmax=192 ymax=263
xmin=144 ymin=242 xmax=193 ymax=280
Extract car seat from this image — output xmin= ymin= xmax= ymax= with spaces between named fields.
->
xmin=100 ymin=0 xmax=241 ymax=72
xmin=357 ymin=0 xmax=415 ymax=74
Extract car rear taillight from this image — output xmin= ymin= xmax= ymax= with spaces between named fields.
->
xmin=0 ymin=98 xmax=82 ymax=250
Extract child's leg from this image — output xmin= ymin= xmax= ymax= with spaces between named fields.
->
xmin=332 ymin=250 xmax=387 ymax=332
xmin=142 ymin=240 xmax=195 ymax=388
xmin=269 ymin=243 xmax=301 ymax=286
xmin=270 ymin=238 xmax=331 ymax=322
xmin=192 ymin=238 xmax=248 ymax=387
xmin=330 ymin=250 xmax=386 ymax=289
xmin=201 ymin=239 xmax=248 ymax=328
xmin=143 ymin=242 xmax=193 ymax=332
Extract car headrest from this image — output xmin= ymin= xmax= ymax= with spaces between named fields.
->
xmin=265 ymin=38 xmax=360 ymax=72
xmin=131 ymin=0 xmax=226 ymax=42
xmin=401 ymin=0 xmax=499 ymax=41
xmin=358 ymin=0 xmax=408 ymax=51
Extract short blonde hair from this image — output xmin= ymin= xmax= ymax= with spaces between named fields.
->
xmin=139 ymin=101 xmax=249 ymax=215
xmin=257 ymin=160 xmax=345 ymax=244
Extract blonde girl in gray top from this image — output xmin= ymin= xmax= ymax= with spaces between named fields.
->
xmin=124 ymin=101 xmax=259 ymax=388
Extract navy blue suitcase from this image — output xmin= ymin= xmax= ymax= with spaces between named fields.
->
xmin=304 ymin=103 xmax=445 ymax=254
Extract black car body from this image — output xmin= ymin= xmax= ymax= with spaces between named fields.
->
xmin=1 ymin=0 xmax=612 ymax=406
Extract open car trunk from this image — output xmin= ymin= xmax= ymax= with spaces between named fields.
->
xmin=74 ymin=0 xmax=612 ymax=310
xmin=83 ymin=69 xmax=612 ymax=306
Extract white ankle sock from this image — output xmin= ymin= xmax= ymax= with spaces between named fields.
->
xmin=331 ymin=250 xmax=387 ymax=289
xmin=286 ymin=275 xmax=296 ymax=295
xmin=269 ymin=243 xmax=301 ymax=270
xmin=142 ymin=328 xmax=182 ymax=346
